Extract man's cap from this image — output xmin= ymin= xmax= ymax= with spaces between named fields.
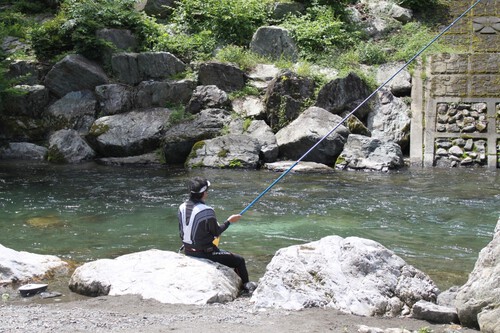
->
xmin=189 ymin=177 xmax=211 ymax=193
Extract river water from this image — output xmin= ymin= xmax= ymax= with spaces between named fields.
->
xmin=1 ymin=161 xmax=499 ymax=291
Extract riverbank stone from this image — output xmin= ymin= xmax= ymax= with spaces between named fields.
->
xmin=251 ymin=235 xmax=439 ymax=316
xmin=68 ymin=249 xmax=241 ymax=304
xmin=0 ymin=142 xmax=47 ymax=160
xmin=0 ymin=244 xmax=68 ymax=284
xmin=455 ymin=217 xmax=500 ymax=329
xmin=276 ymin=106 xmax=350 ymax=165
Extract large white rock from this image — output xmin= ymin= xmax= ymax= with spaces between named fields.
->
xmin=0 ymin=244 xmax=69 ymax=283
xmin=455 ymin=216 xmax=500 ymax=329
xmin=251 ymin=236 xmax=439 ymax=316
xmin=69 ymin=249 xmax=241 ymax=305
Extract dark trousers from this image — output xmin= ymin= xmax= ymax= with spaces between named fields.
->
xmin=185 ymin=248 xmax=249 ymax=284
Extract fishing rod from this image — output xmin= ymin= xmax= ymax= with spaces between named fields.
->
xmin=238 ymin=0 xmax=483 ymax=216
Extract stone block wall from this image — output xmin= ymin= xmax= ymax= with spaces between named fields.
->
xmin=410 ymin=0 xmax=500 ymax=169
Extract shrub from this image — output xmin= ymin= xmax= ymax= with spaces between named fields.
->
xmin=0 ymin=10 xmax=34 ymax=39
xmin=357 ymin=42 xmax=387 ymax=65
xmin=281 ymin=5 xmax=359 ymax=61
xmin=387 ymin=22 xmax=446 ymax=62
xmin=153 ymin=29 xmax=217 ymax=63
xmin=31 ymin=0 xmax=160 ymax=61
xmin=170 ymin=0 xmax=271 ymax=46
xmin=215 ymin=45 xmax=267 ymax=71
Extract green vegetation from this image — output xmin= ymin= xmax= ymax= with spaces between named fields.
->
xmin=30 ymin=0 xmax=159 ymax=61
xmin=167 ymin=104 xmax=193 ymax=126
xmin=229 ymin=85 xmax=261 ymax=100
xmin=215 ymin=45 xmax=267 ymax=71
xmin=416 ymin=327 xmax=433 ymax=333
xmin=218 ymin=149 xmax=228 ymax=158
xmin=47 ymin=146 xmax=67 ymax=164
xmin=242 ymin=118 xmax=253 ymax=132
xmin=170 ymin=0 xmax=271 ymax=46
xmin=280 ymin=4 xmax=359 ymax=61
xmin=228 ymin=159 xmax=243 ymax=168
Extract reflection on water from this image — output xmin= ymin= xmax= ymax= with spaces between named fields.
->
xmin=0 ymin=161 xmax=499 ymax=290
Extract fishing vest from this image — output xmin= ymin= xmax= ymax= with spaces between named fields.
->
xmin=178 ymin=201 xmax=213 ymax=246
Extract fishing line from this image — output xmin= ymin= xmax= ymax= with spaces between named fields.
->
xmin=238 ymin=0 xmax=483 ymax=216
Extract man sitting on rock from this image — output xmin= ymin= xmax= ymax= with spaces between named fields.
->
xmin=178 ymin=176 xmax=257 ymax=295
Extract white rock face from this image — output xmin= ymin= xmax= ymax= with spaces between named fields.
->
xmin=251 ymin=236 xmax=438 ymax=316
xmin=455 ymin=216 xmax=500 ymax=329
xmin=0 ymin=244 xmax=69 ymax=283
xmin=69 ymin=249 xmax=241 ymax=305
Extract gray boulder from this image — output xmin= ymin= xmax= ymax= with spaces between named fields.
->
xmin=69 ymin=249 xmax=240 ymax=304
xmin=87 ymin=108 xmax=172 ymax=157
xmin=247 ymin=63 xmax=280 ymax=90
xmin=232 ymin=96 xmax=266 ymax=118
xmin=111 ymin=52 xmax=186 ymax=85
xmin=2 ymin=84 xmax=49 ymax=117
xmin=134 ymin=79 xmax=196 ymax=109
xmin=96 ymin=28 xmax=138 ymax=52
xmin=95 ymin=28 xmax=138 ymax=64
xmin=251 ymin=235 xmax=439 ymax=315
xmin=95 ymin=84 xmax=134 ymax=116
xmin=96 ymin=153 xmax=162 ymax=166
xmin=111 ymin=53 xmax=141 ymax=85
xmin=410 ymin=300 xmax=459 ymax=324
xmin=229 ymin=119 xmax=278 ymax=162
xmin=389 ymin=3 xmax=413 ymax=23
xmin=264 ymin=161 xmax=333 ymax=173
xmin=0 ymin=243 xmax=69 ymax=284
xmin=250 ymin=26 xmax=298 ymax=62
xmin=376 ymin=62 xmax=412 ymax=97
xmin=138 ymin=52 xmax=186 ymax=80
xmin=162 ymin=109 xmax=232 ymax=164
xmin=44 ymin=54 xmax=109 ymax=98
xmin=7 ymin=60 xmax=44 ymax=85
xmin=437 ymin=286 xmax=459 ymax=307
xmin=315 ymin=72 xmax=371 ymax=119
xmin=198 ymin=62 xmax=247 ymax=92
xmin=46 ymin=90 xmax=97 ymax=134
xmin=0 ymin=142 xmax=47 ymax=160
xmin=264 ymin=70 xmax=315 ymax=131
xmin=143 ymin=0 xmax=177 ymax=18
xmin=348 ymin=0 xmax=407 ymax=38
xmin=186 ymin=85 xmax=231 ymax=114
xmin=455 ymin=217 xmax=500 ymax=329
xmin=271 ymin=2 xmax=305 ymax=20
xmin=275 ymin=106 xmax=350 ymax=165
xmin=366 ymin=88 xmax=411 ymax=150
xmin=335 ymin=134 xmax=404 ymax=172
xmin=48 ymin=129 xmax=96 ymax=164
xmin=185 ymin=134 xmax=261 ymax=169
xmin=477 ymin=306 xmax=500 ymax=333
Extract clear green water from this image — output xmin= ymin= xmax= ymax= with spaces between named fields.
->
xmin=1 ymin=161 xmax=499 ymax=291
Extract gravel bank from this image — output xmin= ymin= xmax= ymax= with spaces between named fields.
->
xmin=0 ymin=294 xmax=479 ymax=333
